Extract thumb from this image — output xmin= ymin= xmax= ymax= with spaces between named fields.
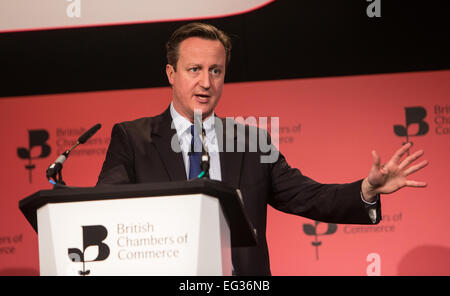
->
xmin=372 ymin=150 xmax=381 ymax=170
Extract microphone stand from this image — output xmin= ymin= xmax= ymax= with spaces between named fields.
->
xmin=46 ymin=142 xmax=80 ymax=186
xmin=190 ymin=116 xmax=210 ymax=180
xmin=199 ymin=128 xmax=210 ymax=179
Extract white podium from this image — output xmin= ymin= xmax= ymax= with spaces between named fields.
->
xmin=19 ymin=179 xmax=256 ymax=276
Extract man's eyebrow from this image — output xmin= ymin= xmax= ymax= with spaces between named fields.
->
xmin=208 ymin=64 xmax=224 ymax=69
xmin=186 ymin=63 xmax=224 ymax=69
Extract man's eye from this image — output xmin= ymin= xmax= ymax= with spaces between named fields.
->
xmin=211 ymin=68 xmax=221 ymax=75
xmin=190 ymin=67 xmax=199 ymax=72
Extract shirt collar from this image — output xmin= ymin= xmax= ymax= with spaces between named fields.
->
xmin=170 ymin=102 xmax=216 ymax=136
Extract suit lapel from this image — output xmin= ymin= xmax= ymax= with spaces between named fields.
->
xmin=218 ymin=117 xmax=243 ymax=189
xmin=151 ymin=107 xmax=187 ymax=181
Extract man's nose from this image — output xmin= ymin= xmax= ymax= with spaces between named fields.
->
xmin=199 ymin=71 xmax=211 ymax=89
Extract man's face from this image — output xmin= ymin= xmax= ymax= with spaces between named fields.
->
xmin=166 ymin=37 xmax=226 ymax=122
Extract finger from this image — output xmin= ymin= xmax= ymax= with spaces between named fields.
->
xmin=405 ymin=180 xmax=427 ymax=187
xmin=371 ymin=150 xmax=388 ymax=175
xmin=398 ymin=149 xmax=424 ymax=170
xmin=372 ymin=150 xmax=381 ymax=170
xmin=404 ymin=160 xmax=429 ymax=176
xmin=391 ymin=142 xmax=412 ymax=163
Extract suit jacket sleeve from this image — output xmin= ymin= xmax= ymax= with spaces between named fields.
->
xmin=97 ymin=123 xmax=136 ymax=184
xmin=267 ymin=145 xmax=381 ymax=225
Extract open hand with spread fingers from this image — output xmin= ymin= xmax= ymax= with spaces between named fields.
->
xmin=361 ymin=142 xmax=429 ymax=203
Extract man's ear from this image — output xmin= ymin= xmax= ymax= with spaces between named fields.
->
xmin=166 ymin=64 xmax=175 ymax=86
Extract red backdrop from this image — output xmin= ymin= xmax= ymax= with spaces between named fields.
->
xmin=1 ymin=70 xmax=449 ymax=275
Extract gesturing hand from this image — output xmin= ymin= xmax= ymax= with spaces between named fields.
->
xmin=361 ymin=143 xmax=429 ymax=203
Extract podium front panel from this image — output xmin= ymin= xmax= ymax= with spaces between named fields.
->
xmin=37 ymin=194 xmax=231 ymax=276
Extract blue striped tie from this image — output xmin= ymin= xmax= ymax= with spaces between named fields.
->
xmin=188 ymin=125 xmax=202 ymax=179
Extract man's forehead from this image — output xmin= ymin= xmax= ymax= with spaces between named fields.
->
xmin=178 ymin=37 xmax=226 ymax=59
xmin=179 ymin=36 xmax=224 ymax=48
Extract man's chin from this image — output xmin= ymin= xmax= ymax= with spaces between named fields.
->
xmin=191 ymin=104 xmax=216 ymax=119
xmin=192 ymin=109 xmax=214 ymax=121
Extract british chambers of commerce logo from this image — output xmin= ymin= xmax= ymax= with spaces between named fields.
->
xmin=17 ymin=130 xmax=51 ymax=183
xmin=68 ymin=225 xmax=110 ymax=276
xmin=302 ymin=221 xmax=337 ymax=260
xmin=393 ymin=107 xmax=429 ymax=153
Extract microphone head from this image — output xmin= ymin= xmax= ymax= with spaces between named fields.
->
xmin=78 ymin=123 xmax=101 ymax=144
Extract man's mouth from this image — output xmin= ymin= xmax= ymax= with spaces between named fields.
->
xmin=194 ymin=94 xmax=211 ymax=102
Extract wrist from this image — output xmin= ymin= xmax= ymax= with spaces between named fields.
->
xmin=361 ymin=178 xmax=378 ymax=203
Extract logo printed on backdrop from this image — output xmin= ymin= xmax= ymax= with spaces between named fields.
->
xmin=302 ymin=221 xmax=337 ymax=260
xmin=434 ymin=104 xmax=450 ymax=135
xmin=343 ymin=212 xmax=402 ymax=234
xmin=0 ymin=234 xmax=23 ymax=256
xmin=68 ymin=225 xmax=110 ymax=276
xmin=393 ymin=107 xmax=429 ymax=155
xmin=17 ymin=130 xmax=51 ymax=183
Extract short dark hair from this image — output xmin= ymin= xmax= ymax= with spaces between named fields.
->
xmin=166 ymin=22 xmax=232 ymax=70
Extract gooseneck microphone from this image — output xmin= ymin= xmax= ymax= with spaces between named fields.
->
xmin=77 ymin=123 xmax=102 ymax=144
xmin=46 ymin=123 xmax=101 ymax=185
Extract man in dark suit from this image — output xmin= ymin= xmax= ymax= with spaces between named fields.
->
xmin=97 ymin=23 xmax=428 ymax=275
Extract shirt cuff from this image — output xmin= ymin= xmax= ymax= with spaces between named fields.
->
xmin=360 ymin=191 xmax=378 ymax=206
xmin=360 ymin=191 xmax=379 ymax=224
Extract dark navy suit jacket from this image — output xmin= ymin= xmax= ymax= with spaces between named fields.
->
xmin=97 ymin=107 xmax=381 ymax=275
